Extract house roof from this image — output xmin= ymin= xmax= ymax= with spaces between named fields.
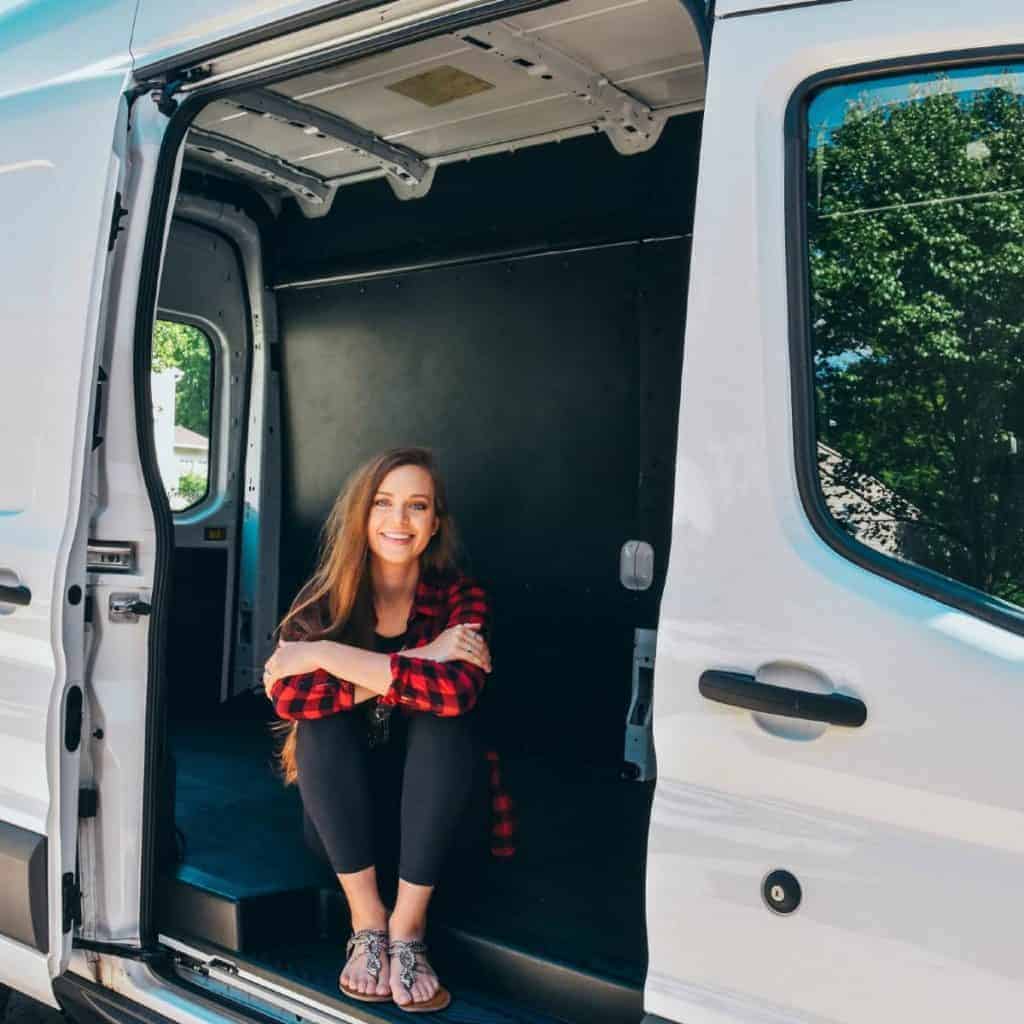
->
xmin=175 ymin=425 xmax=209 ymax=450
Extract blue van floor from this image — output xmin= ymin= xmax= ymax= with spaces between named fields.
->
xmin=168 ymin=716 xmax=652 ymax=987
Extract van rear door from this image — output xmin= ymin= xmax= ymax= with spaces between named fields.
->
xmin=648 ymin=1 xmax=1024 ymax=1022
xmin=0 ymin=0 xmax=143 ymax=1004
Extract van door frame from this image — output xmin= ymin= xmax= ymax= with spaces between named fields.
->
xmin=101 ymin=0 xmax=712 ymax=999
xmin=131 ymin=0 xmax=706 ymax=959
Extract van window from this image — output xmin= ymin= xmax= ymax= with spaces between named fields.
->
xmin=804 ymin=64 xmax=1024 ymax=612
xmin=151 ymin=319 xmax=214 ymax=511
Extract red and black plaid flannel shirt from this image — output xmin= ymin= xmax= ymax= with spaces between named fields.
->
xmin=269 ymin=567 xmax=516 ymax=858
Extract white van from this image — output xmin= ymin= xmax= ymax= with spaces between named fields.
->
xmin=1 ymin=1 xmax=1022 ymax=1022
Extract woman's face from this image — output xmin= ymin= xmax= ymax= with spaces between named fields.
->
xmin=366 ymin=463 xmax=439 ymax=567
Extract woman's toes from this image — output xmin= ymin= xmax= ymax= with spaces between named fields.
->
xmin=393 ymin=984 xmax=412 ymax=1006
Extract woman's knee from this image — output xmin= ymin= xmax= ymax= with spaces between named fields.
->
xmin=404 ymin=711 xmax=478 ymax=764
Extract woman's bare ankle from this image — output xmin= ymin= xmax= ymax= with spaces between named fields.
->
xmin=350 ymin=904 xmax=389 ymax=933
xmin=388 ymin=910 xmax=426 ymax=940
xmin=338 ymin=867 xmax=389 ymax=934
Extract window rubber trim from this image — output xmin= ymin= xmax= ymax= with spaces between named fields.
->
xmin=785 ymin=44 xmax=1024 ymax=639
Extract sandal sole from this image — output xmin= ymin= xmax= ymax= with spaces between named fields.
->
xmin=339 ymin=984 xmax=393 ymax=1003
xmin=395 ymin=986 xmax=451 ymax=1013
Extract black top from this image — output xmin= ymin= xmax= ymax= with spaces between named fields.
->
xmin=373 ymin=630 xmax=407 ymax=655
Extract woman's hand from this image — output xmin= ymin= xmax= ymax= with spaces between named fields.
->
xmin=263 ymin=639 xmax=327 ymax=697
xmin=411 ymin=623 xmax=492 ymax=673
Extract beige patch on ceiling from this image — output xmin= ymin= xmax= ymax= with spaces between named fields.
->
xmin=386 ymin=66 xmax=495 ymax=107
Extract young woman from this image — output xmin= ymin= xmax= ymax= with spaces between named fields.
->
xmin=262 ymin=447 xmax=513 ymax=1013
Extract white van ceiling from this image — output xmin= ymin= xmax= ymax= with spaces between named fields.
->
xmin=186 ymin=0 xmax=705 ymax=207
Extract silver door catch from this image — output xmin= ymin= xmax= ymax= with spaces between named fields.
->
xmin=109 ymin=593 xmax=152 ymax=622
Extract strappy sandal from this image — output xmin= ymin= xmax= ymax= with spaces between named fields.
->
xmin=389 ymin=938 xmax=451 ymax=1013
xmin=339 ymin=928 xmax=391 ymax=1003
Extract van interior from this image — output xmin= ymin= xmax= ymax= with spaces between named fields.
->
xmin=151 ymin=1 xmax=705 ymax=1021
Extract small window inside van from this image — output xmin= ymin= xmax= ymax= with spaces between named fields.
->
xmin=803 ymin=64 xmax=1024 ymax=613
xmin=151 ymin=320 xmax=214 ymax=512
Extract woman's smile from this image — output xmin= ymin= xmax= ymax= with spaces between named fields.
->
xmin=366 ymin=463 xmax=440 ymax=564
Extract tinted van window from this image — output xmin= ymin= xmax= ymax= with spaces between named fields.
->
xmin=805 ymin=66 xmax=1024 ymax=611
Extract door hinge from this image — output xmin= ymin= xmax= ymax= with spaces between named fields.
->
xmin=150 ymin=67 xmax=210 ymax=118
xmin=73 ymin=937 xmax=170 ymax=965
xmin=107 ymin=193 xmax=128 ymax=253
xmin=62 ymin=872 xmax=82 ymax=933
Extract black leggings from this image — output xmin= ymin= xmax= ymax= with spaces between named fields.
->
xmin=295 ymin=707 xmax=486 ymax=887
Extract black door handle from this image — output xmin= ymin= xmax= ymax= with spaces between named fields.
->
xmin=699 ymin=670 xmax=867 ymax=728
xmin=0 ymin=583 xmax=31 ymax=607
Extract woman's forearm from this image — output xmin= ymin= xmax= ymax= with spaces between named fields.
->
xmin=317 ymin=641 xmax=394 ymax=696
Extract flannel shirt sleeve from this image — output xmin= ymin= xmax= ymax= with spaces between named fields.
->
xmin=386 ymin=575 xmax=491 ymax=716
xmin=268 ymin=668 xmax=357 ymax=719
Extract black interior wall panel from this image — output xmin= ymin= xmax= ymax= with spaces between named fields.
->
xmin=269 ymin=113 xmax=702 ymax=286
xmin=277 ymin=240 xmax=685 ymax=620
xmin=277 ymin=239 xmax=686 ymax=763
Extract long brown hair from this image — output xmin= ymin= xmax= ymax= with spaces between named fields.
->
xmin=273 ymin=447 xmax=460 ymax=783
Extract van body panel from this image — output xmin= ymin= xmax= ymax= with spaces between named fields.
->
xmin=0 ymin=1 xmax=137 ymax=96
xmin=130 ymin=1 xmax=371 ymax=72
xmin=713 ymin=0 xmax=846 ymax=16
xmin=646 ymin=2 xmax=1024 ymax=1022
xmin=0 ymin=822 xmax=47 ymax=951
xmin=0 ymin=0 xmax=139 ymax=999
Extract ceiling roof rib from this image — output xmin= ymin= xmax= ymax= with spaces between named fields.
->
xmin=232 ymin=88 xmax=436 ymax=199
xmin=187 ymin=127 xmax=333 ymax=204
xmin=184 ymin=0 xmax=705 ymax=208
xmin=453 ymin=22 xmax=665 ymax=156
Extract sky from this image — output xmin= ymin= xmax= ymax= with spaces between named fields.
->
xmin=808 ymin=63 xmax=1024 ymax=145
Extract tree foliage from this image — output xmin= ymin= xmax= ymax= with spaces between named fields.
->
xmin=809 ymin=78 xmax=1024 ymax=607
xmin=176 ymin=472 xmax=208 ymax=505
xmin=152 ymin=320 xmax=212 ymax=438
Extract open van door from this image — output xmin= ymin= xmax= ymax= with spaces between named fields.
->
xmin=647 ymin=1 xmax=1024 ymax=1022
xmin=0 ymin=1 xmax=147 ymax=1005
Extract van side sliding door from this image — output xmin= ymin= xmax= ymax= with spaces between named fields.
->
xmin=647 ymin=1 xmax=1024 ymax=1022
xmin=0 ymin=0 xmax=145 ymax=1005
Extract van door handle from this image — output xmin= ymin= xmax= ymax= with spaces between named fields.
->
xmin=699 ymin=670 xmax=867 ymax=727
xmin=0 ymin=580 xmax=31 ymax=607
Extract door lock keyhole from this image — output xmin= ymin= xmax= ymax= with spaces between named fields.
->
xmin=762 ymin=869 xmax=801 ymax=915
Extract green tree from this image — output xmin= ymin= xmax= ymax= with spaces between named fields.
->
xmin=152 ymin=320 xmax=212 ymax=438
xmin=176 ymin=472 xmax=208 ymax=505
xmin=809 ymin=78 xmax=1024 ymax=607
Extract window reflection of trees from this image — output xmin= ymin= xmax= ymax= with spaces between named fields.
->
xmin=808 ymin=74 xmax=1024 ymax=608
